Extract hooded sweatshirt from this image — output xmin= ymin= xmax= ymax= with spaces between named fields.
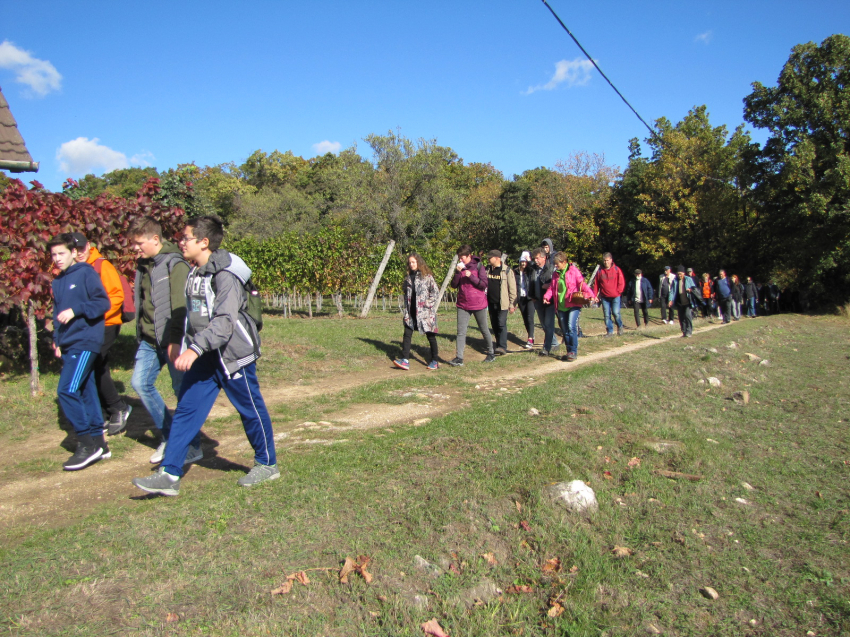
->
xmin=85 ymin=245 xmax=123 ymax=326
xmin=185 ymin=250 xmax=261 ymax=376
xmin=450 ymin=255 xmax=488 ymax=311
xmin=52 ymin=261 xmax=111 ymax=352
xmin=593 ymin=261 xmax=625 ymax=298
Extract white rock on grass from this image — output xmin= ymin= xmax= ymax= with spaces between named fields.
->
xmin=708 ymin=377 xmax=722 ymax=387
xmin=727 ymin=342 xmax=739 ymax=349
xmin=413 ymin=555 xmax=443 ymax=578
xmin=545 ymin=480 xmax=598 ymax=513
xmin=759 ymin=359 xmax=771 ymax=367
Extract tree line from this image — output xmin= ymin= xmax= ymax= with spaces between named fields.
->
xmin=2 ymin=34 xmax=849 ymax=308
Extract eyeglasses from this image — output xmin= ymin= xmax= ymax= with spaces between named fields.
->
xmin=179 ymin=236 xmax=199 ymax=245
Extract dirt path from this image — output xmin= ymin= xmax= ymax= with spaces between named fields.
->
xmin=0 ymin=322 xmax=728 ymax=530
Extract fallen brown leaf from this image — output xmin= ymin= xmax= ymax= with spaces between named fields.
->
xmin=271 ymin=579 xmax=293 ymax=595
xmin=603 ymin=471 xmax=614 ymax=480
xmin=481 ymin=552 xmax=497 ymax=566
xmin=569 ymin=565 xmax=579 ymax=573
xmin=520 ymin=520 xmax=532 ymax=532
xmin=654 ymin=469 xmax=703 ymax=481
xmin=339 ymin=557 xmax=357 ymax=584
xmin=627 ymin=457 xmax=642 ymax=468
xmin=611 ymin=545 xmax=634 ymax=558
xmin=165 ymin=613 xmax=179 ymax=623
xmin=449 ymin=563 xmax=461 ymax=575
xmin=541 ymin=557 xmax=562 ymax=573
xmin=604 ymin=455 xmax=612 ymax=464
xmin=547 ymin=602 xmax=565 ymax=617
xmin=293 ymin=571 xmax=310 ymax=585
xmin=505 ymin=584 xmax=534 ymax=593
xmin=515 ymin=500 xmax=522 ymax=513
xmin=421 ymin=617 xmax=450 ymax=637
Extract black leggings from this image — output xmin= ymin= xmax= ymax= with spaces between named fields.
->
xmin=402 ymin=324 xmax=438 ymax=362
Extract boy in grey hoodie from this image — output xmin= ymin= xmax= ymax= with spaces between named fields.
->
xmin=132 ymin=216 xmax=277 ymax=496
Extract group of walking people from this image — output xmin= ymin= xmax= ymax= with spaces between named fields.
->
xmin=48 ymin=215 xmax=279 ymax=497
xmin=391 ymin=240 xmax=773 ymax=368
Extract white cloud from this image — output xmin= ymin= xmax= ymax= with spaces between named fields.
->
xmin=56 ymin=137 xmax=132 ymax=175
xmin=695 ymin=31 xmax=712 ymax=44
xmin=525 ymin=58 xmax=595 ymax=95
xmin=0 ymin=40 xmax=62 ymax=97
xmin=129 ymin=151 xmax=155 ymax=167
xmin=312 ymin=140 xmax=342 ymax=155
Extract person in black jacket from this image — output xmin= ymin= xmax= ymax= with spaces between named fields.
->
xmin=48 ymin=233 xmax=111 ymax=471
xmin=531 ymin=247 xmax=557 ymax=356
xmin=625 ymin=269 xmax=654 ymax=328
xmin=744 ymin=276 xmax=759 ymax=317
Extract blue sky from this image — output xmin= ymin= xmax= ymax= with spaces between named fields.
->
xmin=2 ymin=1 xmax=848 ymax=192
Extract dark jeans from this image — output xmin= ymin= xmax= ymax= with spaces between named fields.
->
xmin=94 ymin=324 xmax=128 ymax=417
xmin=402 ymin=323 xmax=438 ymax=362
xmin=517 ymin=297 xmax=535 ymax=340
xmin=533 ymin=299 xmax=556 ymax=351
xmin=633 ymin=301 xmax=649 ymax=326
xmin=717 ymin=296 xmax=732 ymax=324
xmin=676 ymin=304 xmax=693 ymax=336
xmin=660 ymin=299 xmax=674 ymax=322
xmin=488 ymin=307 xmax=509 ymax=350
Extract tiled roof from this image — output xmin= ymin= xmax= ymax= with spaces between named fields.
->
xmin=0 ymin=86 xmax=36 ymax=168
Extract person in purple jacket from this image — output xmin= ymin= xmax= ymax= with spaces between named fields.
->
xmin=448 ymin=245 xmax=495 ymax=366
xmin=48 ymin=233 xmax=112 ymax=471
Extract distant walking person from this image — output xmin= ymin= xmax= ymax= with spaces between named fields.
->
xmin=48 ymin=234 xmax=111 ymax=470
xmin=448 ymin=246 xmax=495 ymax=366
xmin=393 ymin=253 xmax=440 ymax=371
xmin=668 ymin=266 xmax=699 ymax=338
xmin=658 ymin=266 xmax=675 ymax=324
xmin=514 ymin=251 xmax=536 ymax=349
xmin=543 ymin=252 xmax=596 ymax=361
xmin=485 ymin=250 xmax=517 ymax=355
xmin=625 ymin=269 xmax=654 ymax=328
xmin=132 ymin=215 xmax=278 ymax=496
xmin=744 ymin=276 xmax=759 ymax=317
xmin=70 ymin=232 xmax=132 ymax=434
xmin=730 ymin=274 xmax=744 ymax=321
xmin=531 ymin=247 xmax=556 ymax=356
xmin=592 ymin=252 xmax=626 ymax=336
xmin=714 ymin=270 xmax=733 ymax=324
xmin=699 ymin=273 xmax=714 ymax=321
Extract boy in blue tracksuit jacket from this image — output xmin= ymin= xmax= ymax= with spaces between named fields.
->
xmin=48 ymin=233 xmax=111 ymax=470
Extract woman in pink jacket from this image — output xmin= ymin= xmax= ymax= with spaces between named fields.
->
xmin=543 ymin=252 xmax=597 ymax=361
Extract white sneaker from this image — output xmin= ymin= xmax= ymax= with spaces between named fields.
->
xmin=150 ymin=441 xmax=167 ymax=464
xmin=184 ymin=443 xmax=203 ymax=464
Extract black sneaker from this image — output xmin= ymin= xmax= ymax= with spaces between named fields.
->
xmin=97 ymin=435 xmax=112 ymax=460
xmin=63 ymin=438 xmax=103 ymax=471
xmin=494 ymin=347 xmax=507 ymax=356
xmin=538 ymin=349 xmax=550 ymax=357
xmin=483 ymin=353 xmax=496 ymax=363
xmin=448 ymin=357 xmax=464 ymax=367
xmin=107 ymin=404 xmax=132 ymax=436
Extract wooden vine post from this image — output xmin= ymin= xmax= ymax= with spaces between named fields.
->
xmin=359 ymin=240 xmax=396 ymax=318
xmin=27 ymin=300 xmax=40 ymax=396
xmin=436 ymin=254 xmax=459 ymax=313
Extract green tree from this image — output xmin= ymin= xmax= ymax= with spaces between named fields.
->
xmin=65 ymin=167 xmax=159 ymax=200
xmin=361 ymin=130 xmax=461 ymax=251
xmin=606 ymin=106 xmax=754 ymax=274
xmin=743 ymin=34 xmax=850 ymax=302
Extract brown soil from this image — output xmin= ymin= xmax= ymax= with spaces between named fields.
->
xmin=0 ymin=322 xmax=727 ymax=531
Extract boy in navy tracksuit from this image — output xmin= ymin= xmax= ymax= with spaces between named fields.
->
xmin=48 ymin=234 xmax=112 ymax=470
xmin=132 ymin=215 xmax=278 ymax=496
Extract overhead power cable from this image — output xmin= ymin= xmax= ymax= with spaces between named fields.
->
xmin=538 ymin=0 xmax=731 ymax=186
xmin=539 ymin=0 xmax=654 ymax=137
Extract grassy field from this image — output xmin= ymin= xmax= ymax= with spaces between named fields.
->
xmin=1 ymin=312 xmax=848 ymax=636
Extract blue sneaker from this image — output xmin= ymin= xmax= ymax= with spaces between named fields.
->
xmin=393 ymin=358 xmax=410 ymax=370
xmin=427 ymin=360 xmax=439 ymax=370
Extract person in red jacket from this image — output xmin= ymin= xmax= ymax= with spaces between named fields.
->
xmin=592 ymin=252 xmax=626 ymax=336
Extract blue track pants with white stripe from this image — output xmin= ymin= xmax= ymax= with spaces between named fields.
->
xmin=58 ymin=349 xmax=102 ymax=438
xmin=162 ymin=352 xmax=276 ymax=477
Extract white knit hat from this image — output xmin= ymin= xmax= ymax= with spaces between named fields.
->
xmin=520 ymin=250 xmax=531 ymax=262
